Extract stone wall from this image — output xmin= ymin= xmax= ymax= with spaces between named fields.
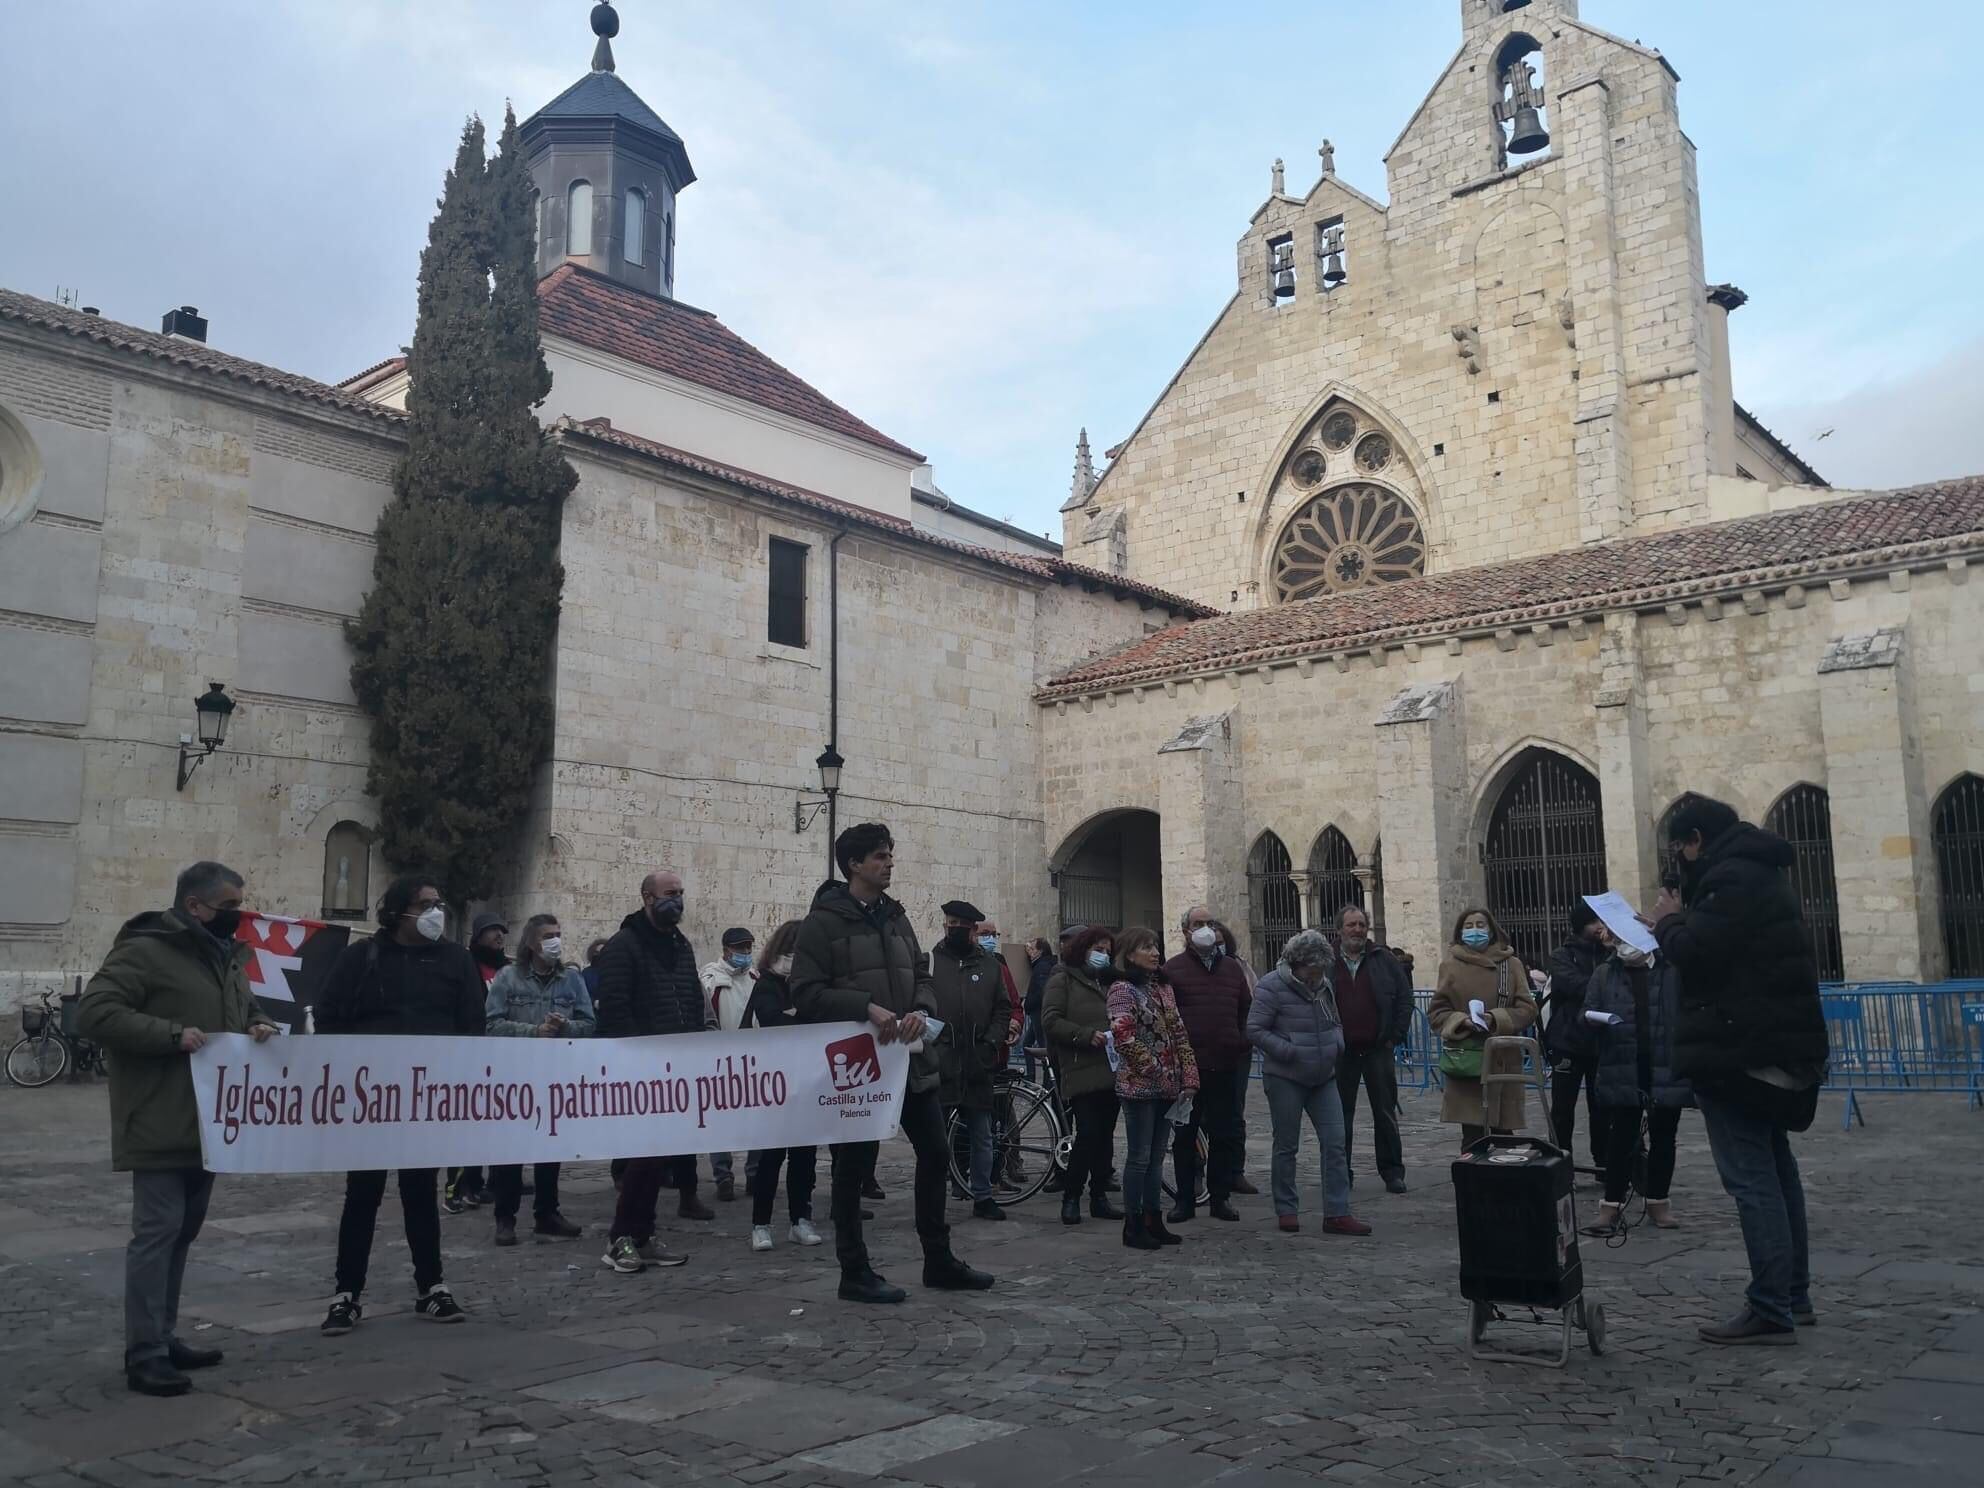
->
xmin=0 ymin=331 xmax=1158 ymax=1001
xmin=1038 ymin=560 xmax=1984 ymax=980
xmin=0 ymin=337 xmax=396 ymax=1001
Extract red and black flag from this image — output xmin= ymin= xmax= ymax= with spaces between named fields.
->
xmin=233 ymin=912 xmax=353 ymax=1032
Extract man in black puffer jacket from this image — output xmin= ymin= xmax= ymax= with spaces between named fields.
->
xmin=1652 ymin=797 xmax=1828 ymax=1348
xmin=792 ymin=822 xmax=993 ymax=1304
xmin=595 ymin=868 xmax=711 ymax=1275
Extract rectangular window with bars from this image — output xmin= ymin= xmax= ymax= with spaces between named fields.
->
xmin=767 ymin=537 xmax=809 ymax=648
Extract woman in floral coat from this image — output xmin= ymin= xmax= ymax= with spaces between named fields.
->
xmin=1107 ymin=927 xmax=1200 ymax=1251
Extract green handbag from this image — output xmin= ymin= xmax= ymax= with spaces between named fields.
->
xmin=1437 ymin=961 xmax=1505 ymax=1078
xmin=1438 ymin=1041 xmax=1484 ymax=1079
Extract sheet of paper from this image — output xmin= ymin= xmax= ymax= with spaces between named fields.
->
xmin=1583 ymin=891 xmax=1659 ymax=957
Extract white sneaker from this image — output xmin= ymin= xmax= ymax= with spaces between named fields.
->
xmin=750 ymin=1225 xmax=774 ymax=1252
xmin=789 ymin=1217 xmax=822 ymax=1246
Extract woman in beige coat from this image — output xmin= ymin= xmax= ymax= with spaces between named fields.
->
xmin=1428 ymin=907 xmax=1539 ymax=1146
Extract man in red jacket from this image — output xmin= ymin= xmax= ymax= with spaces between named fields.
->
xmin=1162 ymin=911 xmax=1253 ymax=1222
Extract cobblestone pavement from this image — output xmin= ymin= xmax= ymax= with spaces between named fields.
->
xmin=1 ymin=1080 xmax=1979 ymax=1487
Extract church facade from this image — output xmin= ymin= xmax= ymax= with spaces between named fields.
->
xmin=1045 ymin=0 xmax=1984 ymax=983
xmin=1 ymin=0 xmax=1980 ymax=1001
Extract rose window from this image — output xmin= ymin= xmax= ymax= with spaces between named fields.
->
xmin=1271 ymin=484 xmax=1426 ymax=601
xmin=1290 ymin=449 xmax=1326 ymax=487
xmin=1319 ymin=411 xmax=1357 ymax=451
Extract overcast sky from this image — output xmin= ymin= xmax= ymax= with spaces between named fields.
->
xmin=3 ymin=2 xmax=1979 ymax=537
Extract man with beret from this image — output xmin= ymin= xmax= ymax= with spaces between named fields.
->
xmin=930 ymin=900 xmax=1015 ymax=1220
xmin=701 ymin=926 xmax=759 ymax=1200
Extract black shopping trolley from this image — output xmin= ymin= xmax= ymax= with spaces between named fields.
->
xmin=1452 ymin=1035 xmax=1606 ymax=1366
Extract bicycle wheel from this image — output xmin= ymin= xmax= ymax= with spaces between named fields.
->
xmin=5 ymin=1031 xmax=69 ymax=1088
xmin=995 ymin=1081 xmax=1064 ymax=1203
xmin=1159 ymin=1130 xmax=1213 ymax=1205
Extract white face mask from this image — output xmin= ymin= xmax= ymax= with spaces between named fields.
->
xmin=539 ymin=936 xmax=563 ymax=961
xmin=771 ymin=955 xmax=794 ymax=977
xmin=1189 ymin=925 xmax=1219 ymax=952
xmin=415 ymin=906 xmax=445 ymax=942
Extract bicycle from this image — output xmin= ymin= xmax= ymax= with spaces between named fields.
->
xmin=6 ymin=988 xmax=106 ymax=1088
xmin=947 ymin=1062 xmax=1069 ymax=1204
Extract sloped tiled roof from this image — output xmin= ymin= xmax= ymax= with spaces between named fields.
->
xmin=537 ymin=264 xmax=921 ymax=461
xmin=336 ymin=354 xmax=406 ymax=393
xmin=1041 ymin=476 xmax=1984 ymax=696
xmin=560 ymin=417 xmax=1214 ymax=617
xmin=0 ymin=289 xmax=401 ymax=424
xmin=1734 ymin=401 xmax=1827 ymax=488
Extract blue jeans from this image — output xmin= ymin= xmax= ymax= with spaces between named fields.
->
xmin=1121 ymin=1098 xmax=1172 ymax=1214
xmin=966 ymin=1108 xmax=996 ymax=1201
xmin=1698 ymin=1089 xmax=1811 ymax=1329
xmin=1262 ymin=1074 xmax=1351 ymax=1219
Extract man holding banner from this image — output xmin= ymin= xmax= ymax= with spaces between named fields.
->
xmin=793 ymin=823 xmax=995 ymax=1305
xmin=314 ymin=874 xmax=485 ymax=1333
xmin=79 ymin=861 xmax=281 ymax=1397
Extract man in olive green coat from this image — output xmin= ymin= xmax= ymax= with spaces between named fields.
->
xmin=792 ymin=822 xmax=994 ymax=1304
xmin=79 ymin=861 xmax=279 ymax=1397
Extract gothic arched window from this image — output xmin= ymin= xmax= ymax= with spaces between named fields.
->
xmin=624 ymin=188 xmax=646 ymax=267
xmin=1765 ymin=784 xmax=1844 ymax=983
xmin=1247 ymin=831 xmax=1302 ymax=970
xmin=322 ymin=821 xmax=371 ymax=921
xmin=568 ymin=180 xmax=594 ymax=258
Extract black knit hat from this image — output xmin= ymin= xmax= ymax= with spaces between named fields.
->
xmin=940 ymin=899 xmax=985 ymax=924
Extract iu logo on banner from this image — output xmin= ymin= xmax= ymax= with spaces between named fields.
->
xmin=233 ymin=912 xmax=352 ymax=1032
xmin=824 ymin=1032 xmax=882 ymax=1092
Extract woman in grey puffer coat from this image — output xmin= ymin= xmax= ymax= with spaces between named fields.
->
xmin=1245 ymin=930 xmax=1370 ymax=1236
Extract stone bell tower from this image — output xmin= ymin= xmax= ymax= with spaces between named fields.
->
xmin=520 ymin=1 xmax=697 ymax=298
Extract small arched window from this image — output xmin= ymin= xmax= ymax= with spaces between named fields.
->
xmin=1492 ymin=34 xmax=1551 ymax=166
xmin=322 ymin=821 xmax=372 ymax=921
xmin=624 ymin=189 xmax=646 ymax=266
xmin=568 ymin=180 xmax=594 ymax=258
xmin=1247 ymin=831 xmax=1302 ymax=971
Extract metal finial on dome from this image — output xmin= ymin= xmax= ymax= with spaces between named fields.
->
xmin=590 ymin=2 xmax=620 ymax=72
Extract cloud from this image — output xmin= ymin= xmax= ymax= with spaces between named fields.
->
xmin=1746 ymin=336 xmax=1984 ymax=491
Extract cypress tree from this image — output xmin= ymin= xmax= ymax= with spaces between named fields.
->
xmin=347 ymin=110 xmax=577 ymax=905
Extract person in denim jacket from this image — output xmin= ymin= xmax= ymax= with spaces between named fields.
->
xmin=484 ymin=913 xmax=594 ymax=1246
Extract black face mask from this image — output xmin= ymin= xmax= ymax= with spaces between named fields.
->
xmin=204 ymin=906 xmax=242 ymax=941
xmin=648 ymin=896 xmax=684 ymax=928
xmin=942 ymin=926 xmax=973 ymax=955
xmin=473 ymin=943 xmax=507 ymax=969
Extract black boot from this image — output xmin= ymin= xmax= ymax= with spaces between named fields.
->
xmin=1122 ymin=1213 xmax=1161 ymax=1251
xmin=1089 ymin=1189 xmax=1125 ymax=1221
xmin=838 ymin=1268 xmax=906 ymax=1304
xmin=1207 ymin=1196 xmax=1241 ymax=1222
xmin=1145 ymin=1209 xmax=1182 ymax=1246
xmin=923 ymin=1251 xmax=995 ymax=1290
xmin=126 ymin=1359 xmax=191 ymax=1397
xmin=1168 ymin=1197 xmax=1195 ymax=1224
xmin=1061 ymin=1192 xmax=1083 ymax=1225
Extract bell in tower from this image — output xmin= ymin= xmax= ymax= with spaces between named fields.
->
xmin=519 ymin=1 xmax=697 ymax=298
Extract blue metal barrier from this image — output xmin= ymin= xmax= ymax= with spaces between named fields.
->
xmin=1822 ymin=980 xmax=1984 ymax=1129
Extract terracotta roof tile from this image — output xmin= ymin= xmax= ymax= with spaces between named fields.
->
xmin=536 ymin=265 xmax=921 ymax=461
xmin=561 ymin=418 xmax=1213 ymax=617
xmin=336 ymin=354 xmax=406 ymax=392
xmin=1041 ymin=476 xmax=1984 ymax=695
xmin=0 ymin=289 xmax=401 ymax=424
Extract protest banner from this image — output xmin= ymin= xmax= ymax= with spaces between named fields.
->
xmin=190 ymin=1023 xmax=909 ymax=1174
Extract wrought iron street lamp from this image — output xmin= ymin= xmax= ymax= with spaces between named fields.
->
xmin=794 ymin=745 xmax=844 ymax=833
xmin=176 ymin=682 xmax=236 ymax=791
